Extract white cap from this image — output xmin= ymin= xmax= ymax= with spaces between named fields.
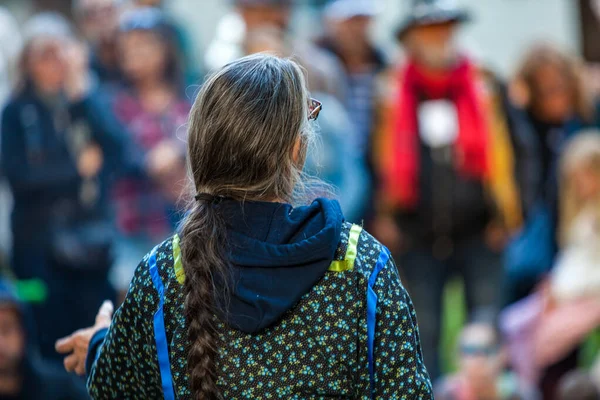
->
xmin=324 ymin=0 xmax=382 ymax=21
xmin=22 ymin=12 xmax=73 ymax=44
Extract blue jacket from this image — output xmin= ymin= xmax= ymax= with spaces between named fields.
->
xmin=1 ymin=86 xmax=126 ymax=217
xmin=1 ymin=85 xmax=127 ymax=279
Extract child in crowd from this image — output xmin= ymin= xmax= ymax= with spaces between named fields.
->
xmin=501 ymin=132 xmax=600 ymax=396
xmin=551 ymin=132 xmax=600 ymax=303
xmin=435 ymin=319 xmax=538 ymax=400
xmin=533 ymin=133 xmax=600 ymax=368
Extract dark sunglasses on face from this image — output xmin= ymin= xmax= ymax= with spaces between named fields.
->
xmin=308 ymin=98 xmax=322 ymax=121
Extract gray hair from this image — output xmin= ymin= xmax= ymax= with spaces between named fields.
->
xmin=186 ymin=53 xmax=314 ymax=203
xmin=180 ymin=53 xmax=315 ymax=400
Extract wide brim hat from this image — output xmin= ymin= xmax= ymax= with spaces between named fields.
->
xmin=395 ymin=0 xmax=471 ymax=41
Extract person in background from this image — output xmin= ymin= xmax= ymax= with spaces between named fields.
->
xmin=73 ymin=0 xmax=124 ymax=87
xmin=206 ymin=0 xmax=348 ymax=103
xmin=435 ymin=318 xmax=539 ymax=400
xmin=372 ymin=0 xmax=527 ymax=379
xmin=512 ymin=43 xmax=594 ymax=214
xmin=0 ymin=280 xmax=88 ymax=399
xmin=500 ymin=47 xmax=597 ymax=396
xmin=538 ymin=132 xmax=600 ymax=399
xmin=0 ymin=7 xmax=23 ymax=267
xmin=501 ymin=133 xmax=600 ymax=399
xmin=110 ymin=7 xmax=190 ymax=297
xmin=0 ymin=7 xmax=22 ymax=105
xmin=551 ymin=132 xmax=600 ymax=304
xmin=1 ymin=13 xmax=124 ymax=361
xmin=57 ymin=53 xmax=433 ymax=399
xmin=129 ymin=0 xmax=201 ymax=84
xmin=506 ymin=45 xmax=596 ymax=300
xmin=317 ymin=0 xmax=387 ymax=223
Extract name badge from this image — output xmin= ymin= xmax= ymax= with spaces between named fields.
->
xmin=418 ymin=100 xmax=459 ymax=148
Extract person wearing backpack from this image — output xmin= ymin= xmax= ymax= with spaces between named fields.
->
xmin=56 ymin=54 xmax=432 ymax=399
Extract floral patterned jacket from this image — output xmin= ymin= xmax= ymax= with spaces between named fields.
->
xmin=87 ymin=223 xmax=433 ymax=399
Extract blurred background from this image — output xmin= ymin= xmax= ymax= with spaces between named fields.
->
xmin=1 ymin=0 xmax=600 ymax=399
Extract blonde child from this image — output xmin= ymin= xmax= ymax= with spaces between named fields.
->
xmin=551 ymin=132 xmax=600 ymax=302
xmin=532 ymin=132 xmax=600 ymax=372
xmin=501 ymin=132 xmax=600 ymax=389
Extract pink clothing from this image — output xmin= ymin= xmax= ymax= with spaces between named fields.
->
xmin=112 ymin=90 xmax=190 ymax=238
xmin=501 ymin=291 xmax=600 ymax=384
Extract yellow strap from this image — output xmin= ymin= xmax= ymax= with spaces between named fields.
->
xmin=173 ymin=235 xmax=185 ymax=284
xmin=328 ymin=224 xmax=363 ymax=272
xmin=173 ymin=225 xmax=363 ymax=281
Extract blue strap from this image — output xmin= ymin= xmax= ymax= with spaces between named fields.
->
xmin=148 ymin=246 xmax=176 ymax=400
xmin=366 ymin=247 xmax=390 ymax=399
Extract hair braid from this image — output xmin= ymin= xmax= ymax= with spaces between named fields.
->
xmin=181 ymin=201 xmax=228 ymax=400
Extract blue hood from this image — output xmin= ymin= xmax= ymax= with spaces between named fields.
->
xmin=216 ymin=197 xmax=344 ymax=333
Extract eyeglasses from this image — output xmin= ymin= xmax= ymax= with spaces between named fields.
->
xmin=308 ymin=98 xmax=322 ymax=121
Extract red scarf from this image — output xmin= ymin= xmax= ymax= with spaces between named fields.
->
xmin=385 ymin=58 xmax=489 ymax=208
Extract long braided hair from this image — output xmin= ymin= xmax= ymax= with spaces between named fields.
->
xmin=180 ymin=54 xmax=313 ymax=399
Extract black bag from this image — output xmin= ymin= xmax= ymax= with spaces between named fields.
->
xmin=50 ymin=200 xmax=114 ymax=273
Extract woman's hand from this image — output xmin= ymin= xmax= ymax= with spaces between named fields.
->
xmin=146 ymin=140 xmax=187 ymax=202
xmin=77 ymin=144 xmax=104 ymax=179
xmin=55 ymin=300 xmax=114 ymax=376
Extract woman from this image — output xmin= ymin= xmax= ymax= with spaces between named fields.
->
xmin=111 ymin=7 xmax=190 ymax=295
xmin=504 ymin=44 xmax=596 ymax=307
xmin=512 ymin=44 xmax=594 ymax=216
xmin=56 ymin=54 xmax=433 ymax=399
xmin=1 ymin=13 xmax=124 ymax=361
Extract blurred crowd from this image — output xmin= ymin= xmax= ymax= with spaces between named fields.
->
xmin=0 ymin=0 xmax=599 ymax=399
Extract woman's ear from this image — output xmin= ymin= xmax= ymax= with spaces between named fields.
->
xmin=292 ymin=136 xmax=303 ymax=165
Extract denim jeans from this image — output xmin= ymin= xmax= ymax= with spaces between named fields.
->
xmin=398 ymin=236 xmax=502 ymax=380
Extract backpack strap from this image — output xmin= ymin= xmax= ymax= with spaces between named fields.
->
xmin=366 ymin=247 xmax=391 ymax=399
xmin=329 ymin=224 xmax=363 ymax=272
xmin=148 ymin=245 xmax=176 ymax=400
xmin=173 ymin=225 xmax=365 ymax=280
xmin=172 ymin=235 xmax=185 ymax=284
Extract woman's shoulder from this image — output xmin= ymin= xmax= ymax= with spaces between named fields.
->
xmin=146 ymin=235 xmax=182 ymax=285
xmin=144 ymin=226 xmax=392 ymax=289
xmin=332 ymin=221 xmax=392 ymax=281
xmin=127 ymin=235 xmax=180 ymax=297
